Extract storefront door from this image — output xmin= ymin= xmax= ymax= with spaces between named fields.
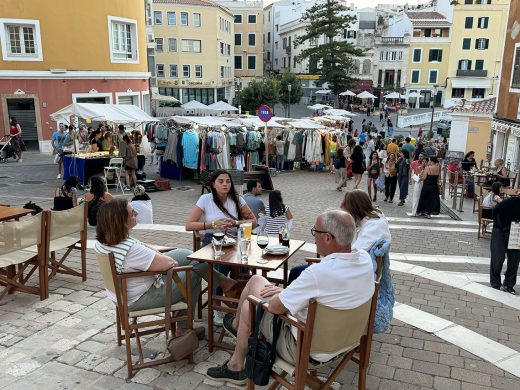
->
xmin=7 ymin=98 xmax=37 ymax=148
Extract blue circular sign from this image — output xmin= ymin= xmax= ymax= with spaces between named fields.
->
xmin=258 ymin=105 xmax=273 ymax=122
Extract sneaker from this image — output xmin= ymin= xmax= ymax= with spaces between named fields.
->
xmin=123 ymin=186 xmax=132 ymax=191
xmin=223 ymin=313 xmax=237 ymax=339
xmin=17 ymin=158 xmax=23 ymax=163
xmin=398 ymin=200 xmax=405 ymax=206
xmin=207 ymin=360 xmax=247 ymax=385
xmin=213 ymin=310 xmax=224 ymax=326
xmin=57 ymin=174 xmax=61 ymax=179
xmin=501 ymin=286 xmax=516 ymax=295
xmin=383 ymin=198 xmax=388 ymax=202
xmin=491 ymin=285 xmax=502 ymax=290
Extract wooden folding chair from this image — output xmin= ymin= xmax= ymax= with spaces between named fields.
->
xmin=193 ymin=231 xmax=208 ymax=319
xmin=477 ymin=196 xmax=493 ymax=240
xmin=43 ymin=203 xmax=88 ymax=282
xmin=96 ymin=252 xmax=194 ymax=378
xmin=0 ymin=213 xmax=48 ymax=300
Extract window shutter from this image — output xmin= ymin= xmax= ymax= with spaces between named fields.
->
xmin=468 ymin=60 xmax=472 ymax=70
xmin=438 ymin=50 xmax=442 ymax=62
xmin=458 ymin=60 xmax=462 ymax=70
xmin=485 ymin=39 xmax=489 ymax=49
xmin=463 ymin=38 xmax=470 ymax=49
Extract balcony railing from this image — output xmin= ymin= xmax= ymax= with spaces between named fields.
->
xmin=456 ymin=69 xmax=488 ymax=77
xmin=381 ymin=37 xmax=404 ymax=44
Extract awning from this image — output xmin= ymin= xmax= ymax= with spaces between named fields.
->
xmin=50 ymin=103 xmax=155 ymax=124
xmin=451 ymin=78 xmax=492 ymax=89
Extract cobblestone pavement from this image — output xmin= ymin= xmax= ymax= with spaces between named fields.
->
xmin=1 ymin=153 xmax=519 ymax=390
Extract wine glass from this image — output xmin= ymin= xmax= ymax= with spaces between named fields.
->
xmin=257 ymin=231 xmax=269 ymax=264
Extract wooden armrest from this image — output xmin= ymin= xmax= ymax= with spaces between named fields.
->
xmin=247 ymin=295 xmax=305 ymax=330
xmin=305 ymin=257 xmax=321 ymax=265
xmin=116 ymin=265 xmax=193 ymax=279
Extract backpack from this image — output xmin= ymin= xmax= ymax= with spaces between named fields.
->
xmin=88 ymin=196 xmax=104 ymax=226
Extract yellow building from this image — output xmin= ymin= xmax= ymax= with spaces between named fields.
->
xmin=445 ymin=0 xmax=509 ymax=105
xmin=153 ymin=0 xmax=235 ymax=104
xmin=405 ymin=11 xmax=451 ymax=108
xmin=0 ymin=0 xmax=150 ymax=151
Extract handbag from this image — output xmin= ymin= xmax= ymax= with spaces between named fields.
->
xmin=164 ymin=267 xmax=199 ymax=361
xmin=507 ymin=221 xmax=520 ymax=250
xmin=245 ymin=302 xmax=283 ymax=386
xmin=375 ymin=175 xmax=385 ymax=192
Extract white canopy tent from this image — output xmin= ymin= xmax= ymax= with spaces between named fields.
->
xmin=307 ymin=103 xmax=332 ymax=110
xmin=287 ymin=118 xmax=326 ymax=130
xmin=315 ymin=89 xmax=332 ymax=95
xmin=357 ymin=91 xmax=377 ymax=99
xmin=151 ymin=93 xmax=179 ymax=103
xmin=323 ymin=108 xmax=357 ymax=117
xmin=208 ymin=101 xmax=239 ymax=113
xmin=383 ymin=92 xmax=404 ymax=99
xmin=180 ymin=100 xmax=217 ymax=116
xmin=407 ymin=91 xmax=422 ymax=98
xmin=237 ymin=116 xmax=286 ymax=128
xmin=339 ymin=90 xmax=356 ymax=96
xmin=50 ymin=103 xmax=155 ymax=125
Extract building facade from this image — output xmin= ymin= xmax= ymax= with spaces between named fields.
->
xmin=404 ymin=11 xmax=451 ymax=108
xmin=153 ymin=0 xmax=235 ymax=104
xmin=0 ymin=0 xmax=150 ymax=152
xmin=444 ymin=0 xmax=509 ymax=107
xmin=491 ymin=0 xmax=520 ymax=171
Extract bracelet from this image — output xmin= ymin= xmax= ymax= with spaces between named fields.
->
xmin=211 ymin=221 xmax=217 ymax=229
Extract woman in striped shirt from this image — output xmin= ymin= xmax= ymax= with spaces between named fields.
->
xmin=260 ymin=190 xmax=293 ymax=236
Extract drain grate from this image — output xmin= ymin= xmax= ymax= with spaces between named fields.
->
xmin=175 ymin=186 xmax=193 ymax=191
xmin=19 ymin=180 xmax=45 ymax=185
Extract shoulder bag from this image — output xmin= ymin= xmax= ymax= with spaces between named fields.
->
xmin=164 ymin=267 xmax=199 ymax=361
xmin=245 ymin=302 xmax=283 ymax=386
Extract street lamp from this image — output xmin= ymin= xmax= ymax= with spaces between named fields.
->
xmin=287 ymin=84 xmax=292 ymax=118
xmin=429 ymin=84 xmax=439 ymax=139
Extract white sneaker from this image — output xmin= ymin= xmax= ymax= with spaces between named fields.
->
xmin=213 ymin=311 xmax=224 ymax=326
xmin=57 ymin=174 xmax=61 ymax=179
xmin=17 ymin=158 xmax=23 ymax=163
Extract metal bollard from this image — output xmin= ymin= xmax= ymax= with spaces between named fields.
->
xmin=458 ymin=174 xmax=466 ymax=212
xmin=452 ymin=170 xmax=458 ymax=209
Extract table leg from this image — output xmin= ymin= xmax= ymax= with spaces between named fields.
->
xmin=207 ymin=263 xmax=214 ymax=353
xmin=283 ymin=262 xmax=288 ymax=288
xmin=6 ymin=265 xmax=15 ymax=294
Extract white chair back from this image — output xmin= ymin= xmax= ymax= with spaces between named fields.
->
xmin=108 ymin=158 xmax=123 ymax=168
xmin=48 ymin=203 xmax=86 ymax=241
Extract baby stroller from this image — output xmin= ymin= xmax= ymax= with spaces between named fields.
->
xmin=0 ymin=135 xmax=16 ymax=163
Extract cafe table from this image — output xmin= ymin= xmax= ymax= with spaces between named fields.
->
xmin=502 ymin=188 xmax=520 ymax=197
xmin=0 ymin=206 xmax=33 ymax=222
xmin=187 ymin=236 xmax=305 ymax=352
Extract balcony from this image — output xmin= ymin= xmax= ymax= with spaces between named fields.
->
xmin=381 ymin=37 xmax=404 ymax=44
xmin=456 ymin=69 xmax=488 ymax=77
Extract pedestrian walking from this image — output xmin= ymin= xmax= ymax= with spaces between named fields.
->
xmin=9 ymin=117 xmax=24 ymax=162
xmin=411 ymin=152 xmax=426 ymax=216
xmin=367 ymin=151 xmax=382 ymax=201
xmin=335 ymin=149 xmax=348 ymax=191
xmin=350 ymin=145 xmax=365 ymax=190
xmin=416 ymin=157 xmax=441 ymax=218
xmin=384 ymin=152 xmax=398 ymax=202
xmin=397 ymin=150 xmax=410 ymax=206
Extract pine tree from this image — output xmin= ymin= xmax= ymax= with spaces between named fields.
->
xmin=294 ymin=0 xmax=364 ymax=95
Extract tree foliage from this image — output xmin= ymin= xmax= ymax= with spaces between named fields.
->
xmin=240 ymin=78 xmax=281 ymax=113
xmin=294 ymin=0 xmax=364 ymax=95
xmin=278 ymin=72 xmax=304 ymax=116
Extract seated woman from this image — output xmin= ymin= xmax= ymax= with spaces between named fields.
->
xmin=494 ymin=159 xmax=511 ymax=187
xmin=53 ymin=176 xmax=79 ymax=211
xmin=131 ymin=185 xmax=153 ymax=224
xmin=258 ymin=190 xmax=293 ymax=236
xmin=83 ymin=176 xmax=114 ymax=226
xmin=94 ymin=198 xmax=236 ymax=325
xmin=186 ymin=169 xmax=256 ymax=325
xmin=89 ymin=130 xmax=103 ymax=152
xmin=101 ymin=133 xmax=114 ymax=152
xmin=482 ymin=182 xmax=503 ymax=219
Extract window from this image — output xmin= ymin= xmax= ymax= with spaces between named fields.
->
xmin=220 ymin=42 xmax=224 ymax=54
xmin=220 ymin=66 xmax=224 ymax=78
xmin=477 ymin=0 xmax=492 ymax=4
xmin=234 ymin=55 xmax=242 ymax=69
xmin=411 ymin=70 xmax=420 ymax=84
xmin=0 ymin=19 xmax=43 ymax=61
xmin=344 ymin=29 xmax=357 ymax=39
xmin=195 ymin=65 xmax=203 ymax=78
xmin=475 ymin=59 xmax=484 ymax=70
xmin=478 ymin=17 xmax=489 ymax=29
xmin=154 ymin=11 xmax=162 ymax=25
xmin=275 ymin=24 xmax=278 ymax=32
xmin=235 ymin=33 xmax=242 ymax=45
xmin=464 ymin=0 xmax=472 ymax=3
xmin=429 ymin=70 xmax=438 ymax=84
xmin=310 ymin=37 xmax=318 ymax=46
xmin=167 ymin=12 xmax=176 ymax=25
xmin=248 ymin=14 xmax=257 ymax=24
xmin=248 ymin=33 xmax=256 ymax=46
xmin=266 ymin=51 xmax=270 ymax=61
xmin=465 ymin=17 xmax=473 ymax=29
xmin=512 ymin=47 xmax=520 ymax=88
xmin=169 ymin=64 xmax=178 ymax=77
xmin=182 ymin=65 xmax=190 ymax=78
xmin=168 ymin=38 xmax=177 ymax=52
xmin=248 ymin=55 xmax=256 ymax=70
xmin=267 ymin=32 xmax=271 ymax=43
xmin=472 ymin=88 xmax=485 ymax=98
xmin=275 ymin=41 xmax=278 ymax=50
xmin=156 ymin=64 xmax=164 ymax=78
xmin=181 ymin=12 xmax=188 ymax=26
xmin=109 ymin=17 xmax=138 ymax=63
xmin=458 ymin=59 xmax=472 ymax=70
xmin=181 ymin=39 xmax=201 ymax=52
xmin=451 ymin=88 xmax=465 ymax=98
xmin=193 ymin=13 xmax=201 ymax=27
xmin=227 ymin=44 xmax=230 ymax=56
xmin=234 ymin=14 xmax=242 ymax=23
xmin=476 ymin=38 xmax=489 ymax=50
xmin=428 ymin=49 xmax=442 ymax=62
xmin=155 ymin=37 xmax=163 ymax=52
xmin=462 ymin=38 xmax=471 ymax=50
xmin=412 ymin=48 xmax=421 ymax=63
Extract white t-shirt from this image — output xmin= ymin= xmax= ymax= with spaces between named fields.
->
xmin=279 ymin=249 xmax=374 ymax=361
xmin=131 ymin=200 xmax=154 ymax=224
xmin=353 ymin=214 xmax=392 ymax=252
xmin=195 ymin=193 xmax=246 ymax=233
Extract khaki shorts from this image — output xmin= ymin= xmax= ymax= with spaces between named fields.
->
xmin=259 ymin=312 xmax=296 ymax=365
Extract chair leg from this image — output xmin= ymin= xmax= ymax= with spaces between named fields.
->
xmin=358 ymin=366 xmax=367 ymax=390
xmin=116 ymin=309 xmax=122 ymax=346
xmin=198 ymin=293 xmax=203 ymax=319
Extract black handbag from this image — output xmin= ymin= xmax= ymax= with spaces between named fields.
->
xmin=245 ymin=302 xmax=283 ymax=386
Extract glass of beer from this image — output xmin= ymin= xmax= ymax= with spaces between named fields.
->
xmin=241 ymin=222 xmax=252 ymax=240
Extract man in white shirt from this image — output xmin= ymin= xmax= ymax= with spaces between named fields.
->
xmin=206 ymin=210 xmax=375 ymax=385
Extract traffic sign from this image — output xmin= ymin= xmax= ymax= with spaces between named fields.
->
xmin=258 ymin=105 xmax=273 ymax=122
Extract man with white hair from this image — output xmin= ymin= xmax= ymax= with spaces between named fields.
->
xmin=206 ymin=210 xmax=375 ymax=385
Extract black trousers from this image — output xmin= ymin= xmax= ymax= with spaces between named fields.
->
xmin=490 ymin=227 xmax=520 ymax=289
xmin=385 ymin=176 xmax=397 ymax=200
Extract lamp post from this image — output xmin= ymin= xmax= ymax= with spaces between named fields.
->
xmin=287 ymin=84 xmax=292 ymax=118
xmin=429 ymin=84 xmax=439 ymax=139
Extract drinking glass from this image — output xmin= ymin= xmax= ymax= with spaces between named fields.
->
xmin=212 ymin=238 xmax=223 ymax=259
xmin=238 ymin=238 xmax=250 ymax=264
xmin=241 ymin=222 xmax=252 ymax=240
xmin=257 ymin=232 xmax=269 ymax=264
